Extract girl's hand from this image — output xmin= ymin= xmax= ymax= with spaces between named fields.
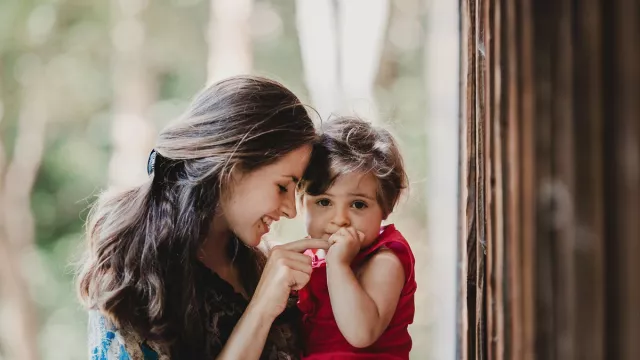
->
xmin=250 ymin=238 xmax=330 ymax=320
xmin=326 ymin=227 xmax=365 ymax=265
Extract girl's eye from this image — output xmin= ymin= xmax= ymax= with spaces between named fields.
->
xmin=278 ymin=184 xmax=288 ymax=193
xmin=352 ymin=201 xmax=368 ymax=209
xmin=316 ymin=198 xmax=331 ymax=207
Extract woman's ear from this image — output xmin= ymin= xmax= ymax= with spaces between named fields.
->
xmin=221 ymin=164 xmax=243 ymax=195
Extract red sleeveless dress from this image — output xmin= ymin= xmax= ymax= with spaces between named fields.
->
xmin=297 ymin=224 xmax=417 ymax=359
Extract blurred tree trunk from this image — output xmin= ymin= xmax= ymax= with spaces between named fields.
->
xmin=296 ymin=0 xmax=388 ymax=122
xmin=295 ymin=0 xmax=343 ymax=120
xmin=207 ymin=0 xmax=253 ymax=84
xmin=374 ymin=2 xmax=400 ymax=92
xmin=0 ymin=58 xmax=47 ymax=360
xmin=108 ymin=0 xmax=157 ymax=190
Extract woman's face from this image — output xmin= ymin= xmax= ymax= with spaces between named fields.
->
xmin=219 ymin=145 xmax=312 ymax=247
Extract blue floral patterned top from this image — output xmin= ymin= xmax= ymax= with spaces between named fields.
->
xmin=87 ymin=262 xmax=301 ymax=360
xmin=89 ymin=311 xmax=161 ymax=360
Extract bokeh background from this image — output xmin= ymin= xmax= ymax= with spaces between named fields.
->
xmin=0 ymin=0 xmax=460 ymax=359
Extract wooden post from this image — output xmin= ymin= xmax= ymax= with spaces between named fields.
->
xmin=460 ymin=0 xmax=639 ymax=359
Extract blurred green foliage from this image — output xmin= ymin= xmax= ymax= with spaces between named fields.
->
xmin=0 ymin=0 xmax=428 ymax=358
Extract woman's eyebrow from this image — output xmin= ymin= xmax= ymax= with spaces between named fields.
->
xmin=282 ymin=174 xmax=300 ymax=183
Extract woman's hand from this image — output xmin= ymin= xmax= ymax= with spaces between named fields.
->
xmin=249 ymin=238 xmax=330 ymax=320
xmin=219 ymin=239 xmax=328 ymax=359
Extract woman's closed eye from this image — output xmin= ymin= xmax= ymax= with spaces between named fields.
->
xmin=351 ymin=200 xmax=368 ymax=209
xmin=278 ymin=184 xmax=289 ymax=193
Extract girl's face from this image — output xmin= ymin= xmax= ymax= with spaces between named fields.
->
xmin=219 ymin=145 xmax=312 ymax=247
xmin=302 ymin=171 xmax=385 ymax=248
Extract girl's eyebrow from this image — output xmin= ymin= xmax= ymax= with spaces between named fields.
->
xmin=348 ymin=192 xmax=376 ymax=201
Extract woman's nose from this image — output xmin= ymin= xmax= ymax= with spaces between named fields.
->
xmin=280 ymin=191 xmax=297 ymax=219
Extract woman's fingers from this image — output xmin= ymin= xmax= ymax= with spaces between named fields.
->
xmin=290 ymin=270 xmax=311 ymax=291
xmin=275 ymin=238 xmax=330 ymax=253
xmin=263 ymin=237 xmax=332 ymax=292
xmin=273 ymin=256 xmax=312 ymax=275
xmin=269 ymin=246 xmax=314 ymax=265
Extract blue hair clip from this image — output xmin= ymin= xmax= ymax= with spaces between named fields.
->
xmin=147 ymin=149 xmax=157 ymax=176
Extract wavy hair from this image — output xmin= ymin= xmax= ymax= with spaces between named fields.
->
xmin=298 ymin=116 xmax=407 ymax=218
xmin=76 ymin=75 xmax=316 ymax=358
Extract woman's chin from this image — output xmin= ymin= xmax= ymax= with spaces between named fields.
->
xmin=234 ymin=232 xmax=261 ymax=248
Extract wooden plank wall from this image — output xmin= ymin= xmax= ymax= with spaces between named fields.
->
xmin=459 ymin=0 xmax=639 ymax=359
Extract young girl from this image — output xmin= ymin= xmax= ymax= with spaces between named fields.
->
xmin=297 ymin=116 xmax=416 ymax=359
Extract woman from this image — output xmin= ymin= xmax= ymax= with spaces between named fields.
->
xmin=76 ymin=75 xmax=328 ymax=359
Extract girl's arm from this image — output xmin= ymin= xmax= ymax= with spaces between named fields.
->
xmin=326 ymin=248 xmax=405 ymax=348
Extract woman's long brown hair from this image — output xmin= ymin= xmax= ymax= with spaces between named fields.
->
xmin=76 ymin=75 xmax=316 ymax=358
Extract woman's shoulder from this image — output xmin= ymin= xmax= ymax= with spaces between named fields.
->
xmin=88 ymin=311 xmax=161 ymax=360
